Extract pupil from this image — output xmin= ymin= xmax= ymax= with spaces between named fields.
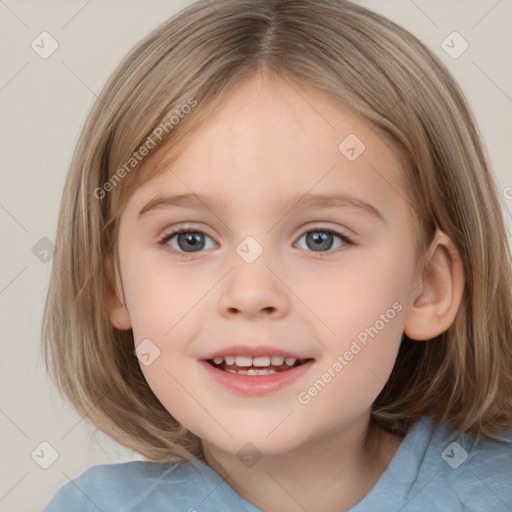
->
xmin=307 ymin=232 xmax=332 ymax=251
xmin=179 ymin=233 xmax=204 ymax=252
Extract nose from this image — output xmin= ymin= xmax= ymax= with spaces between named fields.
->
xmin=217 ymin=258 xmax=291 ymax=320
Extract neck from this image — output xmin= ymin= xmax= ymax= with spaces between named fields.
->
xmin=201 ymin=414 xmax=404 ymax=512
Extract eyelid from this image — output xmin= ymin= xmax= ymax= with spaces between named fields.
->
xmin=157 ymin=223 xmax=353 ymax=242
xmin=294 ymin=222 xmax=354 ymax=242
xmin=158 ymin=225 xmax=217 ymax=245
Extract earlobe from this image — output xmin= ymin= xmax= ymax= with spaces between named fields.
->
xmin=103 ymin=254 xmax=132 ymax=330
xmin=403 ymin=231 xmax=464 ymax=341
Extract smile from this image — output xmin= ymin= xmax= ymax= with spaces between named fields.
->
xmin=201 ymin=355 xmax=315 ymax=395
xmin=207 ymin=355 xmax=308 ymax=375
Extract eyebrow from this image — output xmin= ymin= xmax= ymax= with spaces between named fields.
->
xmin=137 ymin=192 xmax=386 ymax=223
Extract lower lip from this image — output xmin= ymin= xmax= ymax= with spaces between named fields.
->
xmin=199 ymin=360 xmax=314 ymax=396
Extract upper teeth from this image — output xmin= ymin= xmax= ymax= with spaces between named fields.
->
xmin=212 ymin=356 xmax=297 ymax=367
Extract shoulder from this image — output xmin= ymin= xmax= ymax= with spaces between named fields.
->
xmin=423 ymin=417 xmax=512 ymax=475
xmin=410 ymin=417 xmax=512 ymax=510
xmin=41 ymin=459 xmax=199 ymax=511
xmin=451 ymin=429 xmax=512 ymax=509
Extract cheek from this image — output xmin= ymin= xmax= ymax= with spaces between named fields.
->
xmin=300 ymin=248 xmax=410 ymax=338
xmin=295 ymin=276 xmax=405 ymax=429
xmin=123 ymin=257 xmax=212 ymax=341
xmin=294 ymin=247 xmax=409 ymax=392
xmin=123 ymin=261 xmax=212 ymax=417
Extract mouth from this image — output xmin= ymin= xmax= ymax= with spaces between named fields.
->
xmin=205 ymin=355 xmax=313 ymax=375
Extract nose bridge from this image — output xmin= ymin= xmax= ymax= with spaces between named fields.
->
xmin=217 ymin=235 xmax=290 ymax=319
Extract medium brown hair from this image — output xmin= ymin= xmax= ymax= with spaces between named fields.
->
xmin=42 ymin=0 xmax=512 ymax=464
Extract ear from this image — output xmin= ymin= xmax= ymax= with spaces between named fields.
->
xmin=403 ymin=231 xmax=464 ymax=340
xmin=103 ymin=253 xmax=132 ymax=330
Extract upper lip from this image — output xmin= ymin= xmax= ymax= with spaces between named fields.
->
xmin=201 ymin=344 xmax=312 ymax=360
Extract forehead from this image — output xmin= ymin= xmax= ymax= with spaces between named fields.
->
xmin=127 ymin=74 xmax=408 ymax=220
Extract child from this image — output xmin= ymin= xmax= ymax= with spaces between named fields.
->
xmin=41 ymin=0 xmax=512 ymax=510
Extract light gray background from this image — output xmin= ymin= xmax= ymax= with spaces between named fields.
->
xmin=1 ymin=1 xmax=511 ymax=510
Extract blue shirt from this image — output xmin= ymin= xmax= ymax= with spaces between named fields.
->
xmin=42 ymin=417 xmax=512 ymax=511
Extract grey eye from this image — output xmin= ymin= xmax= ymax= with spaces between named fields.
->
xmin=166 ymin=231 xmax=216 ymax=253
xmin=295 ymin=230 xmax=347 ymax=252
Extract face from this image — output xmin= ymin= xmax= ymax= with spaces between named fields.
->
xmin=114 ymin=74 xmax=422 ymax=457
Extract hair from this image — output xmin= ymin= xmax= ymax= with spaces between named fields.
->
xmin=41 ymin=0 xmax=512 ymax=464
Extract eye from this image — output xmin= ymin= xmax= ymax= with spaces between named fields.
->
xmin=158 ymin=228 xmax=217 ymax=254
xmin=295 ymin=228 xmax=353 ymax=253
xmin=158 ymin=226 xmax=354 ymax=258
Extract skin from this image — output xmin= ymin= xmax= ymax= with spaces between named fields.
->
xmin=106 ymin=72 xmax=464 ymax=511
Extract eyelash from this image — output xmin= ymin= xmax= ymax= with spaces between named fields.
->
xmin=157 ymin=226 xmax=355 ymax=260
